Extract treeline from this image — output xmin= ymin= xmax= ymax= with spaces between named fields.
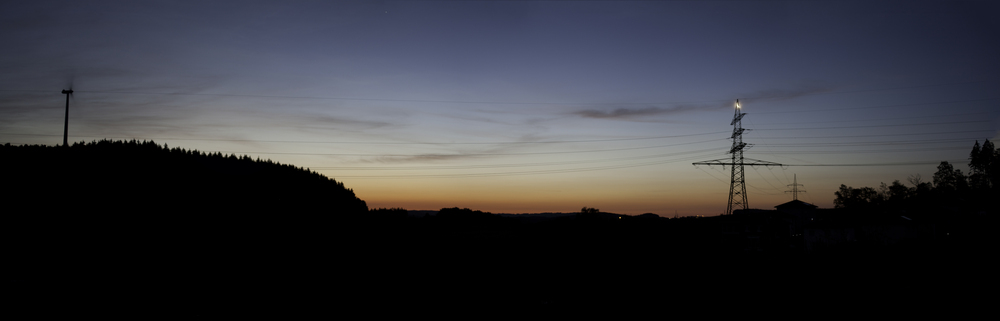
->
xmin=1 ymin=139 xmax=368 ymax=215
xmin=364 ymin=206 xmax=718 ymax=255
xmin=3 ymin=139 xmax=380 ymax=317
xmin=834 ymin=139 xmax=999 ymax=215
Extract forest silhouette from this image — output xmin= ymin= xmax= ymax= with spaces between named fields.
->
xmin=3 ymin=139 xmax=994 ymax=317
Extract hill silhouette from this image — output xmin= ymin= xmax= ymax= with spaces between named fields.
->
xmin=2 ymin=139 xmax=367 ymax=215
xmin=3 ymin=140 xmax=374 ymax=317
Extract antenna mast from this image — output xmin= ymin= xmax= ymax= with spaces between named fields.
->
xmin=61 ymin=89 xmax=73 ymax=147
xmin=692 ymin=100 xmax=782 ymax=214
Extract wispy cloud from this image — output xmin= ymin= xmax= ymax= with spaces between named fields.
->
xmin=576 ymin=106 xmax=669 ymax=119
xmin=358 ymin=133 xmax=547 ymax=164
xmin=739 ymin=83 xmax=836 ymax=103
xmin=370 ymin=152 xmax=485 ymax=163
xmin=574 ymin=83 xmax=836 ymax=121
xmin=574 ymin=103 xmax=727 ymax=120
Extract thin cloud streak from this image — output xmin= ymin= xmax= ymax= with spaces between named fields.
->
xmin=359 ymin=133 xmax=554 ymax=164
xmin=573 ymin=84 xmax=836 ymax=120
xmin=739 ymin=84 xmax=836 ymax=104
xmin=574 ymin=103 xmax=729 ymax=120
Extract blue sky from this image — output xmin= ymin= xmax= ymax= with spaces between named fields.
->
xmin=2 ymin=1 xmax=998 ymax=215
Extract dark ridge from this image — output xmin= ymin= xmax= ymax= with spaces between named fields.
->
xmin=1 ymin=139 xmax=367 ymax=215
xmin=3 ymin=140 xmax=374 ymax=317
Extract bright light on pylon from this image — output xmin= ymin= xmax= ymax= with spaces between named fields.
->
xmin=736 ymin=99 xmax=740 ymax=109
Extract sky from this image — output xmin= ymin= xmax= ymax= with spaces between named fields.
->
xmin=2 ymin=0 xmax=998 ymax=216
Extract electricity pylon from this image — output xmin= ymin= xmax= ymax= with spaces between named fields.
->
xmin=693 ymin=100 xmax=782 ymax=214
xmin=785 ymin=174 xmax=806 ymax=201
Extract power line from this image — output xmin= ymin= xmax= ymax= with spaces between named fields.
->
xmin=755 ymin=138 xmax=981 ymax=147
xmin=753 ymin=120 xmax=989 ymax=131
xmin=753 ymin=97 xmax=1000 ymax=114
xmin=753 ymin=111 xmax=993 ymax=125
xmin=212 ymin=138 xmax=728 ymax=157
xmin=2 ymin=79 xmax=996 ymax=105
xmin=752 ymin=129 xmax=994 ymax=140
xmin=2 ymin=117 xmax=989 ymax=146
xmin=780 ymin=160 xmax=967 ymax=167
xmin=1 ymin=132 xmax=984 ymax=159
xmin=328 ymin=154 xmax=717 ymax=179
xmin=751 ymin=166 xmax=785 ymax=193
xmin=0 ymin=131 xmax=729 ymax=145
xmin=310 ymin=148 xmax=724 ymax=170
xmin=758 ymin=146 xmax=970 ymax=154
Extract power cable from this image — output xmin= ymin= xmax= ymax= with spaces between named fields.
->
xmin=753 ymin=120 xmax=989 ymax=131
xmin=753 ymin=97 xmax=1000 ymax=114
xmin=754 ymin=111 xmax=992 ymax=125
xmin=0 ymin=131 xmax=729 ymax=145
xmin=211 ymin=138 xmax=728 ymax=157
xmin=753 ymin=129 xmax=994 ymax=140
xmin=329 ymin=154 xmax=717 ymax=179
xmin=310 ymin=148 xmax=725 ymax=170
xmin=2 ymin=79 xmax=996 ymax=105
xmin=760 ymin=146 xmax=969 ymax=154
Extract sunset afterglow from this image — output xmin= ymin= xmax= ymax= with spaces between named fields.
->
xmin=2 ymin=1 xmax=997 ymax=215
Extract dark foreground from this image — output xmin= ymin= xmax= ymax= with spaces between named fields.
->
xmin=5 ymin=210 xmax=992 ymax=318
xmin=2 ymin=142 xmax=992 ymax=317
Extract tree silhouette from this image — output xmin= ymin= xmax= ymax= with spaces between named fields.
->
xmin=969 ymin=140 xmax=996 ymax=190
xmin=834 ymin=184 xmax=881 ymax=209
xmin=879 ymin=180 xmax=910 ymax=203
xmin=828 ymin=140 xmax=1000 ymax=217
xmin=933 ymin=161 xmax=967 ymax=193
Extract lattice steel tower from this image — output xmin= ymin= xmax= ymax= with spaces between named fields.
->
xmin=786 ymin=174 xmax=805 ymax=201
xmin=693 ymin=100 xmax=782 ymax=214
xmin=727 ymin=100 xmax=748 ymax=214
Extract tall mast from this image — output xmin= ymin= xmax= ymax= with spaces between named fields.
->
xmin=62 ymin=89 xmax=73 ymax=147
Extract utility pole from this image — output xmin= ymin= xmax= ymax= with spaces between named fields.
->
xmin=61 ymin=89 xmax=73 ymax=147
xmin=693 ymin=100 xmax=782 ymax=214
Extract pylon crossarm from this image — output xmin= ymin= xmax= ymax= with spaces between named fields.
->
xmin=728 ymin=142 xmax=747 ymax=154
xmin=730 ymin=113 xmax=745 ymax=125
xmin=692 ymin=159 xmax=736 ymax=166
xmin=742 ymin=158 xmax=783 ymax=167
xmin=731 ymin=128 xmax=745 ymax=138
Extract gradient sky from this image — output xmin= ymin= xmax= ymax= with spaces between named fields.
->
xmin=2 ymin=1 xmax=998 ymax=215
